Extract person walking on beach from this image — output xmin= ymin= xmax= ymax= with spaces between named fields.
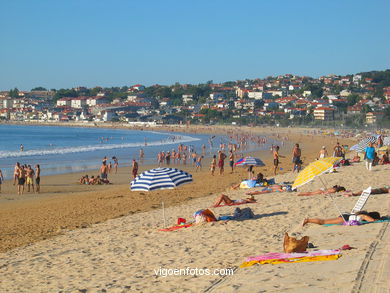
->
xmin=0 ymin=168 xmax=3 ymax=193
xmin=131 ymin=159 xmax=139 ymax=178
xmin=26 ymin=165 xmax=35 ymax=193
xmin=196 ymin=155 xmax=203 ymax=172
xmin=229 ymin=150 xmax=235 ymax=174
xmin=218 ymin=150 xmax=227 ymax=175
xmin=35 ymin=164 xmax=41 ymax=193
xmin=273 ymin=145 xmax=284 ymax=175
xmin=364 ymin=142 xmax=375 ymax=171
xmin=100 ymin=161 xmax=108 ymax=181
xmin=210 ymin=155 xmax=216 ymax=176
xmin=292 ymin=144 xmax=302 ymax=173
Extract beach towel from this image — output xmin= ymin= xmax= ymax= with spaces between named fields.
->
xmin=323 ymin=219 xmax=390 ymax=227
xmin=159 ymin=223 xmax=193 ymax=232
xmin=239 ymin=180 xmax=257 ymax=189
xmin=240 ymin=250 xmax=341 ymax=268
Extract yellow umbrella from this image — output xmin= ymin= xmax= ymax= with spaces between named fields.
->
xmin=378 ymin=146 xmax=390 ymax=154
xmin=292 ymin=157 xmax=342 ymax=190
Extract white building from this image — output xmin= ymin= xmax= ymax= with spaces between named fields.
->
xmin=248 ymin=91 xmax=263 ymax=100
xmin=182 ymin=94 xmax=193 ymax=104
xmin=56 ymin=98 xmax=72 ymax=107
xmin=71 ymin=97 xmax=87 ymax=108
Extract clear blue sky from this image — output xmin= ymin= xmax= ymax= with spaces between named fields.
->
xmin=1 ymin=0 xmax=389 ymax=90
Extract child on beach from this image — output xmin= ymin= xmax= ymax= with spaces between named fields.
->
xmin=195 ymin=155 xmax=203 ymax=172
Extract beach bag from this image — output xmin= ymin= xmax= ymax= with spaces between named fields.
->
xmin=283 ymin=232 xmax=309 ymax=253
xmin=233 ymin=207 xmax=254 ymax=220
xmin=194 ymin=209 xmax=217 ymax=224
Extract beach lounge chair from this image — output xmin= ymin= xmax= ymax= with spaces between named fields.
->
xmin=350 ymin=186 xmax=372 ymax=215
xmin=331 ymin=186 xmax=372 ymax=223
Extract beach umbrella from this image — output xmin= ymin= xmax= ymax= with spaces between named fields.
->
xmin=292 ymin=157 xmax=342 ymax=190
xmin=235 ymin=156 xmax=265 ymax=167
xmin=130 ymin=167 xmax=193 ymax=191
xmin=350 ymin=136 xmax=378 ymax=153
xmin=383 ymin=136 xmax=390 ymax=146
xmin=378 ymin=146 xmax=390 ymax=154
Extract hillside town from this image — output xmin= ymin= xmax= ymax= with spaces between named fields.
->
xmin=1 ymin=70 xmax=390 ymax=127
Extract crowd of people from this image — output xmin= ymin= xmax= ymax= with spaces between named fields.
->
xmin=10 ymin=162 xmax=41 ymax=195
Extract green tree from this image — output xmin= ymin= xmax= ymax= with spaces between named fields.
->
xmin=9 ymin=87 xmax=19 ymax=98
xmin=361 ymin=104 xmax=372 ymax=113
xmin=31 ymin=87 xmax=47 ymax=91
xmin=347 ymin=94 xmax=360 ymax=106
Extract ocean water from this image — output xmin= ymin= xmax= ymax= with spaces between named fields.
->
xmin=0 ymin=125 xmax=278 ymax=179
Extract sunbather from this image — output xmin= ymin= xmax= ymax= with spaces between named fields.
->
xmin=213 ymin=194 xmax=256 ymax=207
xmin=297 ymin=185 xmax=346 ymax=196
xmin=246 ymin=185 xmax=284 ymax=195
xmin=302 ymin=211 xmax=381 ymax=226
xmin=231 ymin=173 xmax=268 ymax=190
xmin=343 ymin=187 xmax=390 ymax=197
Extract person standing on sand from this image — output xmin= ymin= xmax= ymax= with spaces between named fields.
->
xmin=0 ymin=168 xmax=3 ymax=193
xmin=35 ymin=164 xmax=41 ymax=193
xmin=112 ymin=157 xmax=118 ymax=174
xmin=318 ymin=146 xmax=328 ymax=159
xmin=364 ymin=142 xmax=375 ymax=171
xmin=100 ymin=161 xmax=108 ymax=181
xmin=292 ymin=143 xmax=302 ymax=173
xmin=26 ymin=165 xmax=35 ymax=193
xmin=13 ymin=162 xmax=20 ymax=185
xmin=273 ymin=146 xmax=284 ymax=175
xmin=218 ymin=150 xmax=227 ymax=175
xmin=17 ymin=165 xmax=26 ymax=195
xmin=333 ymin=142 xmax=343 ymax=158
xmin=132 ymin=159 xmax=139 ymax=178
xmin=229 ymin=150 xmax=235 ymax=174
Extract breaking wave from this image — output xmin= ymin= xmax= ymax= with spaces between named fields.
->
xmin=0 ymin=135 xmax=200 ymax=159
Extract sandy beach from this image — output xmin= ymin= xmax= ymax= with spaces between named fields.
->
xmin=0 ymin=154 xmax=389 ymax=292
xmin=1 ymin=125 xmax=388 ymax=292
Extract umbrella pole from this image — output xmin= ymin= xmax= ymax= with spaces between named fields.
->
xmin=318 ymin=176 xmax=347 ymax=224
xmin=162 ymin=201 xmax=167 ymax=228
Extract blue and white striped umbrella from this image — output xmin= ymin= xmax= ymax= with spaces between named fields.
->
xmin=235 ymin=156 xmax=265 ymax=167
xmin=130 ymin=168 xmax=193 ymax=191
xmin=350 ymin=136 xmax=378 ymax=153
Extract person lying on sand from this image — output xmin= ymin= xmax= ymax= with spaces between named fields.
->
xmin=231 ymin=173 xmax=267 ymax=190
xmin=343 ymin=187 xmax=390 ymax=197
xmin=246 ymin=185 xmax=284 ymax=195
xmin=213 ymin=194 xmax=256 ymax=207
xmin=79 ymin=175 xmax=89 ymax=184
xmin=297 ymin=185 xmax=346 ymax=196
xmin=302 ymin=211 xmax=381 ymax=226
